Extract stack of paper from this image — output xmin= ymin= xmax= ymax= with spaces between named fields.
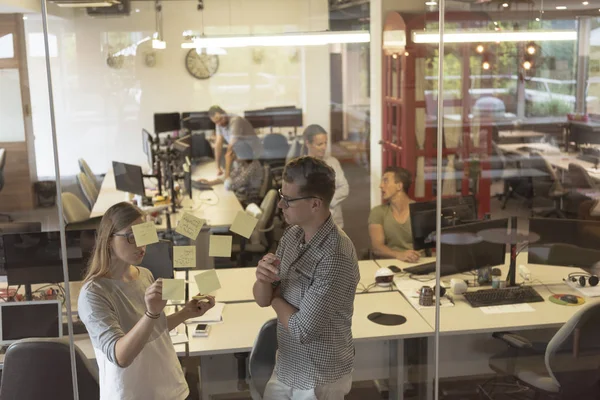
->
xmin=185 ymin=302 xmax=226 ymax=324
xmin=565 ymin=279 xmax=600 ymax=297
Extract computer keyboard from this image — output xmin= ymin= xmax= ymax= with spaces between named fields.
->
xmin=463 ymin=286 xmax=544 ymax=308
xmin=404 ymin=261 xmax=437 ymax=275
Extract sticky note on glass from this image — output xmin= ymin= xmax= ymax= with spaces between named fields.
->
xmin=209 ymin=235 xmax=232 ymax=258
xmin=131 ymin=221 xmax=159 ymax=246
xmin=175 ymin=213 xmax=205 ymax=241
xmin=183 ymin=164 xmax=190 ymax=173
xmin=230 ymin=211 xmax=259 ymax=239
xmin=162 ymin=279 xmax=185 ymax=301
xmin=174 ymin=246 xmax=196 ymax=269
xmin=194 ymin=269 xmax=221 ymax=294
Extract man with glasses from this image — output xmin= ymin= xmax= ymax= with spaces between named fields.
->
xmin=208 ymin=105 xmax=260 ymax=178
xmin=253 ymin=156 xmax=360 ymax=399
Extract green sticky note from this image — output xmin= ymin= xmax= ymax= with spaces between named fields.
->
xmin=175 ymin=212 xmax=205 ymax=241
xmin=162 ymin=279 xmax=185 ymax=301
xmin=174 ymin=246 xmax=196 ymax=269
xmin=209 ymin=235 xmax=232 ymax=258
xmin=131 ymin=221 xmax=159 ymax=246
xmin=230 ymin=211 xmax=259 ymax=239
xmin=194 ymin=270 xmax=221 ymax=295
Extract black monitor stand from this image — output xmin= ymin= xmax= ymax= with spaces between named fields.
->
xmin=506 ymin=216 xmax=518 ymax=287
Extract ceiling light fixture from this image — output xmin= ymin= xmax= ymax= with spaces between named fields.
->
xmin=55 ymin=1 xmax=113 ymax=6
xmin=181 ymin=31 xmax=370 ymax=49
xmin=425 ymin=1 xmax=437 ymax=5
xmin=556 ymin=6 xmax=567 ymax=9
xmin=412 ymin=30 xmax=577 ymax=44
xmin=502 ymin=3 xmax=509 ymax=8
xmin=583 ymin=1 xmax=589 ymax=5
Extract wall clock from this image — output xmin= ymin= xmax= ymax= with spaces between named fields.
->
xmin=185 ymin=49 xmax=219 ymax=79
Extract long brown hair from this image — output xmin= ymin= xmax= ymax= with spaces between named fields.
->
xmin=83 ymin=202 xmax=144 ymax=283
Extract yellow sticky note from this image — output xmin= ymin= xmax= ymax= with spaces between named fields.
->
xmin=194 ymin=270 xmax=221 ymax=295
xmin=175 ymin=213 xmax=205 ymax=241
xmin=173 ymin=246 xmax=196 ymax=269
xmin=230 ymin=211 xmax=259 ymax=239
xmin=183 ymin=164 xmax=190 ymax=173
xmin=162 ymin=279 xmax=185 ymax=301
xmin=209 ymin=235 xmax=232 ymax=258
xmin=131 ymin=221 xmax=159 ymax=246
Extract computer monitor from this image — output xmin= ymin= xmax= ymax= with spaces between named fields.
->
xmin=437 ymin=218 xmax=508 ymax=276
xmin=142 ymin=129 xmax=155 ymax=168
xmin=0 ymin=300 xmax=62 ymax=344
xmin=154 ymin=112 xmax=181 ymax=134
xmin=191 ymin=133 xmax=214 ymax=160
xmin=3 ymin=229 xmax=95 ymax=286
xmin=0 ymin=222 xmax=43 ymax=276
xmin=113 ymin=161 xmax=145 ymax=197
xmin=528 ymin=218 xmax=600 ymax=268
xmin=410 ymin=195 xmax=478 ymax=251
xmin=140 ymin=240 xmax=174 ymax=279
xmin=181 ymin=112 xmax=215 ymax=131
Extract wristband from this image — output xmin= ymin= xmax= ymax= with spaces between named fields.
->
xmin=145 ymin=311 xmax=160 ymax=320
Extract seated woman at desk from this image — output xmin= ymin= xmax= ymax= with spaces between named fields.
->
xmin=198 ymin=140 xmax=264 ymax=207
xmin=297 ymin=124 xmax=350 ymax=228
xmin=368 ymin=166 xmax=421 ymax=262
xmin=78 ymin=202 xmax=215 ymax=400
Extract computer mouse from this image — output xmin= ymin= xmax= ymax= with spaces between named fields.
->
xmin=560 ymin=295 xmax=579 ymax=304
xmin=388 ymin=265 xmax=402 ymax=273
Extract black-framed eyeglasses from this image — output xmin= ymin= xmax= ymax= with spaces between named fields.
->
xmin=278 ymin=188 xmax=321 ymax=209
xmin=112 ymin=232 xmax=136 ymax=245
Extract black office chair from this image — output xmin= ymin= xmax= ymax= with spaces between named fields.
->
xmin=0 ymin=149 xmax=13 ymax=222
xmin=262 ymin=133 xmax=290 ymax=161
xmin=0 ymin=337 xmax=99 ymax=400
xmin=249 ymin=318 xmax=278 ymax=400
xmin=481 ymin=302 xmax=600 ymax=399
xmin=530 ymin=152 xmax=568 ymax=218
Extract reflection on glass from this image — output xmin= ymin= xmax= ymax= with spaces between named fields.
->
xmin=0 ymin=69 xmax=25 ymax=142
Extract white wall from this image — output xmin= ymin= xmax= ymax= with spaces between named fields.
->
xmin=26 ymin=0 xmax=329 ymax=178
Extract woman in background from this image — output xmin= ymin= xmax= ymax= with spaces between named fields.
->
xmin=301 ymin=124 xmax=349 ymax=228
xmin=78 ymin=202 xmax=215 ymax=400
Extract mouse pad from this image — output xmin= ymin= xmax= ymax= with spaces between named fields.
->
xmin=367 ymin=312 xmax=407 ymax=326
xmin=549 ymin=294 xmax=585 ymax=306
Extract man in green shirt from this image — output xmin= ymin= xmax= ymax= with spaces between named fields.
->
xmin=368 ymin=166 xmax=421 ymax=262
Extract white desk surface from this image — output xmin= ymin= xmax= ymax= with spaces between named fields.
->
xmin=91 ymin=161 xmax=243 ymax=228
xmin=374 ymin=254 xmax=600 ymax=335
xmin=177 ymin=261 xmax=393 ymax=303
xmin=498 ymin=130 xmax=546 ymax=139
xmin=498 ymin=143 xmax=600 ymax=180
xmin=186 ymin=291 xmax=433 ymax=357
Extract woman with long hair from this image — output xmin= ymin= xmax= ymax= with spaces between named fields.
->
xmin=300 ymin=124 xmax=350 ymax=228
xmin=78 ymin=202 xmax=214 ymax=399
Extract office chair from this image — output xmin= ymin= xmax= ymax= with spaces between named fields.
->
xmin=0 ymin=337 xmax=99 ymax=400
xmin=258 ymin=164 xmax=273 ymax=200
xmin=61 ymin=192 xmax=90 ymax=224
xmin=495 ymin=144 xmax=533 ymax=210
xmin=564 ymin=163 xmax=598 ymax=217
xmin=249 ymin=318 xmax=278 ymax=400
xmin=76 ymin=172 xmax=99 ymax=209
xmin=233 ymin=189 xmax=278 ymax=267
xmin=0 ymin=149 xmax=12 ymax=222
xmin=530 ymin=152 xmax=568 ymax=218
xmin=481 ymin=301 xmax=600 ymax=399
xmin=78 ymin=158 xmax=100 ymax=190
xmin=262 ymin=133 xmax=290 ymax=161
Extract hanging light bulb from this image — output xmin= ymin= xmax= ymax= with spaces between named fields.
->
xmin=482 ymin=61 xmax=491 ymax=70
xmin=476 ymin=44 xmax=485 ymax=54
xmin=526 ymin=42 xmax=536 ymax=55
xmin=523 ymin=60 xmax=532 ymax=70
xmin=392 ymin=53 xmax=398 ymax=59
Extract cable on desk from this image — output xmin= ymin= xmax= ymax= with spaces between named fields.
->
xmin=527 ymin=279 xmax=559 ymax=296
xmin=409 ymin=274 xmax=436 ymax=283
xmin=197 ymin=190 xmax=219 ymax=206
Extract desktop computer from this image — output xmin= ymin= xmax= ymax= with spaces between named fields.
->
xmin=113 ymin=161 xmax=146 ymax=198
xmin=528 ymin=218 xmax=600 ymax=268
xmin=409 ymin=195 xmax=478 ymax=251
xmin=3 ymin=229 xmax=95 ymax=299
xmin=405 ymin=218 xmax=508 ymax=277
xmin=154 ymin=112 xmax=181 ymax=135
xmin=181 ymin=111 xmax=215 ymax=132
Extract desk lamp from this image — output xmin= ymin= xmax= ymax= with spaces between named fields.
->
xmin=476 ymin=217 xmax=540 ymax=287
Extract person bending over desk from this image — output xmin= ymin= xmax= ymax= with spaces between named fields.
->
xmin=299 ymin=124 xmax=350 ymax=229
xmin=253 ymin=156 xmax=360 ymax=399
xmin=78 ymin=202 xmax=215 ymax=400
xmin=198 ymin=140 xmax=264 ymax=207
xmin=369 ymin=166 xmax=421 ymax=263
xmin=209 ymin=105 xmax=261 ymax=178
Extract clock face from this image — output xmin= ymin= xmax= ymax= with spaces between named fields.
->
xmin=185 ymin=49 xmax=219 ymax=79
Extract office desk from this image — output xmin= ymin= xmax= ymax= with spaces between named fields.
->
xmin=189 ymin=292 xmax=433 ymax=400
xmin=91 ymin=161 xmax=243 ymax=229
xmin=498 ymin=130 xmax=546 ymax=144
xmin=177 ymin=261 xmax=395 ymax=303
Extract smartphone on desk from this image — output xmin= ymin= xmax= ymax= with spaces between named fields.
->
xmin=193 ymin=324 xmax=210 ymax=337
